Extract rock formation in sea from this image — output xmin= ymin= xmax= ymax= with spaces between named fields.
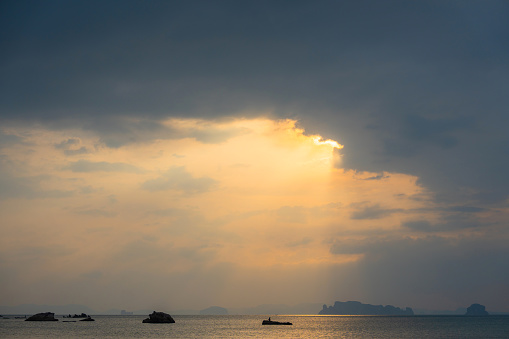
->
xmin=200 ymin=306 xmax=228 ymax=315
xmin=80 ymin=316 xmax=95 ymax=321
xmin=319 ymin=301 xmax=414 ymax=315
xmin=142 ymin=311 xmax=175 ymax=323
xmin=25 ymin=312 xmax=58 ymax=321
xmin=465 ymin=304 xmax=489 ymax=316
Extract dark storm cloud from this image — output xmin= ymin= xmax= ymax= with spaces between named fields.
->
xmin=445 ymin=205 xmax=487 ymax=213
xmin=2 ymin=1 xmax=503 ymax=118
xmin=1 ymin=1 xmax=509 ymax=200
xmin=330 ymin=236 xmax=509 ymax=310
xmin=401 ymin=218 xmax=485 ymax=233
xmin=380 ymin=115 xmax=475 ymax=157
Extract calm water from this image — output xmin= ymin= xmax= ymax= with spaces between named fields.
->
xmin=1 ymin=315 xmax=508 ymax=338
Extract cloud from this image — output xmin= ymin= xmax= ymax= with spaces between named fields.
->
xmin=285 ymin=237 xmax=313 ymax=248
xmin=401 ymin=220 xmax=434 ymax=232
xmin=1 ymin=0 xmax=508 ymax=207
xmin=55 ymin=138 xmax=81 ymax=149
xmin=402 ymin=205 xmax=490 ymax=232
xmin=141 ymin=166 xmax=217 ymax=194
xmin=0 ymin=130 xmax=23 ymax=147
xmin=188 ymin=126 xmax=248 ymax=144
xmin=359 ymin=172 xmax=390 ymax=180
xmin=329 ymin=238 xmax=373 ymax=255
xmin=0 ymin=117 xmax=505 ymax=312
xmin=64 ymin=147 xmax=89 ymax=156
xmin=54 ymin=137 xmax=90 ymax=156
xmin=93 ymin=118 xmax=172 ymax=148
xmin=446 ymin=205 xmax=486 ymax=213
xmin=64 ymin=159 xmax=143 ymax=173
xmin=79 ymin=185 xmax=97 ymax=194
xmin=1 ymin=1 xmax=509 ymax=310
xmin=383 ymin=115 xmax=475 ymax=157
xmin=0 ymin=170 xmax=74 ymax=200
xmin=350 ymin=203 xmax=403 ymax=220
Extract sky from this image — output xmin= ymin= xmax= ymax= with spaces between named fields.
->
xmin=1 ymin=0 xmax=508 ymax=313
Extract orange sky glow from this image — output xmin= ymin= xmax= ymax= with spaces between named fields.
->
xmin=0 ymin=117 xmax=483 ymax=310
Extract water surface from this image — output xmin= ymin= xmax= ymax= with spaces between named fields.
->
xmin=1 ymin=315 xmax=508 ymax=338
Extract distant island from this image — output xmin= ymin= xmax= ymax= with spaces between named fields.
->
xmin=320 ymin=301 xmax=414 ymax=316
xmin=465 ymin=304 xmax=489 ymax=316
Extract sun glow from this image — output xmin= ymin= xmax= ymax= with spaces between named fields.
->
xmin=312 ymin=136 xmax=344 ymax=149
xmin=0 ymin=117 xmax=431 ymax=309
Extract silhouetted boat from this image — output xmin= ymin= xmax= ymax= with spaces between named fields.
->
xmin=262 ymin=318 xmax=292 ymax=325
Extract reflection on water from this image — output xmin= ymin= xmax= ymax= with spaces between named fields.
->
xmin=1 ymin=315 xmax=508 ymax=338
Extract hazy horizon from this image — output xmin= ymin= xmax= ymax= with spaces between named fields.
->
xmin=3 ymin=299 xmax=503 ymax=316
xmin=1 ymin=1 xmax=508 ymax=313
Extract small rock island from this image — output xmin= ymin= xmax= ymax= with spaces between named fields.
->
xmin=64 ymin=313 xmax=90 ymax=318
xmin=142 ymin=311 xmax=175 ymax=323
xmin=319 ymin=301 xmax=414 ymax=315
xmin=25 ymin=312 xmax=58 ymax=321
xmin=80 ymin=316 xmax=95 ymax=321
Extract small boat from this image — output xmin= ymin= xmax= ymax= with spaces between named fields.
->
xmin=80 ymin=317 xmax=95 ymax=321
xmin=262 ymin=318 xmax=292 ymax=325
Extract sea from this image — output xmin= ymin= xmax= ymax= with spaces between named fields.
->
xmin=1 ymin=315 xmax=508 ymax=338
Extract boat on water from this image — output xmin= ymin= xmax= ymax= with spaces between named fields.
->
xmin=262 ymin=318 xmax=292 ymax=325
